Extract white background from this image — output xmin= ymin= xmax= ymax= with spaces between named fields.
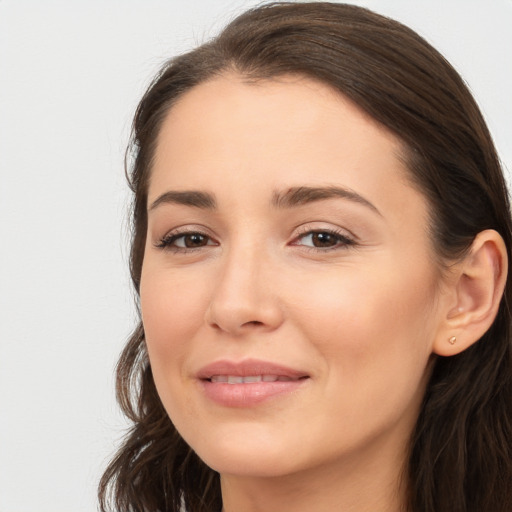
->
xmin=0 ymin=1 xmax=510 ymax=511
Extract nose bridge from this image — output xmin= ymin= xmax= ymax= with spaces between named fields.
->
xmin=206 ymin=235 xmax=282 ymax=333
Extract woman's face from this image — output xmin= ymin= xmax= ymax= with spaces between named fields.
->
xmin=140 ymin=75 xmax=449 ymax=478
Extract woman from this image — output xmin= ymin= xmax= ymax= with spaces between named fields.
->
xmin=99 ymin=3 xmax=512 ymax=511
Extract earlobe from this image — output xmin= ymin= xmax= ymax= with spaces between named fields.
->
xmin=433 ymin=229 xmax=508 ymax=357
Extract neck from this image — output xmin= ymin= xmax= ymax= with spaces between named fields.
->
xmin=220 ymin=433 xmax=409 ymax=512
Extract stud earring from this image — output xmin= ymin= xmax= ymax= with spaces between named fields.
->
xmin=448 ymin=336 xmax=457 ymax=345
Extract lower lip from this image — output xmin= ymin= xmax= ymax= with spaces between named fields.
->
xmin=200 ymin=379 xmax=308 ymax=407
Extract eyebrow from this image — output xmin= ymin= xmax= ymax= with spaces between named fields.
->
xmin=149 ymin=190 xmax=217 ymax=211
xmin=148 ymin=185 xmax=381 ymax=216
xmin=272 ymin=186 xmax=381 ymax=215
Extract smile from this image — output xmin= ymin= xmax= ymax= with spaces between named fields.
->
xmin=197 ymin=359 xmax=310 ymax=407
xmin=210 ymin=375 xmax=300 ymax=383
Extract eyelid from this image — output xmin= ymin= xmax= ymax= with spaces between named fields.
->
xmin=289 ymin=223 xmax=358 ymax=251
xmin=152 ymin=222 xmax=358 ymax=253
xmin=293 ymin=222 xmax=357 ymax=241
xmin=154 ymin=225 xmax=219 ymax=251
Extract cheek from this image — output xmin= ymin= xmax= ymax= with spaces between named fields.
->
xmin=140 ymin=267 xmax=216 ymax=437
xmin=290 ymin=263 xmax=437 ymax=447
xmin=141 ymin=264 xmax=209 ymax=335
xmin=140 ymin=266 xmax=211 ymax=392
xmin=291 ymin=258 xmax=438 ymax=387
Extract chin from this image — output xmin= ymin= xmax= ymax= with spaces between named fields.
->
xmin=184 ymin=425 xmax=304 ymax=478
xmin=203 ymin=451 xmax=299 ymax=478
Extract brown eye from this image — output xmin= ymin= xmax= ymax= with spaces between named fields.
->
xmin=156 ymin=231 xmax=217 ymax=250
xmin=294 ymin=230 xmax=355 ymax=250
xmin=181 ymin=233 xmax=209 ymax=248
xmin=311 ymin=232 xmax=339 ymax=247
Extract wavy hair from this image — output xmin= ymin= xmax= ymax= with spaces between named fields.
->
xmin=99 ymin=3 xmax=512 ymax=511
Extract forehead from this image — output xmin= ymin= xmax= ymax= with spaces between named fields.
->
xmin=154 ymin=73 xmax=401 ymax=163
xmin=149 ymin=74 xmax=422 ymax=218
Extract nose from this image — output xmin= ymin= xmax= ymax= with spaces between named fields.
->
xmin=205 ymin=244 xmax=284 ymax=335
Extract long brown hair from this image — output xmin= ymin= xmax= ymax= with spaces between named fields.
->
xmin=99 ymin=3 xmax=512 ymax=511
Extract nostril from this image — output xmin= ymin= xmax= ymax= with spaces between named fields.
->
xmin=205 ymin=299 xmax=284 ymax=334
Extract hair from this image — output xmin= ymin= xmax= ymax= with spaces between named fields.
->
xmin=99 ymin=3 xmax=512 ymax=511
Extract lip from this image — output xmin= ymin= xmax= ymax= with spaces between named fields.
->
xmin=196 ymin=358 xmax=310 ymax=407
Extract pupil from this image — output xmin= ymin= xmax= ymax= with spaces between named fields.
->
xmin=313 ymin=232 xmax=335 ymax=247
xmin=186 ymin=234 xmax=206 ymax=247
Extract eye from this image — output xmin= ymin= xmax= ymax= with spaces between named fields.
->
xmin=156 ymin=231 xmax=217 ymax=251
xmin=293 ymin=229 xmax=355 ymax=250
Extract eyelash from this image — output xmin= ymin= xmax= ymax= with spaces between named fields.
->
xmin=291 ymin=227 xmax=356 ymax=251
xmin=155 ymin=227 xmax=356 ymax=253
xmin=155 ymin=230 xmax=216 ymax=252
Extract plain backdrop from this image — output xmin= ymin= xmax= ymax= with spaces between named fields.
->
xmin=0 ymin=1 xmax=510 ymax=511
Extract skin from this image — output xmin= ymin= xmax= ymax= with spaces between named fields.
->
xmin=140 ymin=74 xmax=466 ymax=512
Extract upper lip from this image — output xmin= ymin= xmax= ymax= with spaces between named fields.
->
xmin=196 ymin=358 xmax=309 ymax=381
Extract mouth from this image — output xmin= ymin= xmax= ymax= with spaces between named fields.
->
xmin=197 ymin=359 xmax=310 ymax=407
xmin=197 ymin=358 xmax=309 ymax=382
xmin=209 ymin=374 xmax=307 ymax=383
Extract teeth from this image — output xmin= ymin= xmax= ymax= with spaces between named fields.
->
xmin=243 ymin=375 xmax=262 ymax=383
xmin=210 ymin=375 xmax=293 ymax=384
xmin=211 ymin=375 xmax=228 ymax=383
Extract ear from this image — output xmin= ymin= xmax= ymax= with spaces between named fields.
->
xmin=433 ymin=229 xmax=508 ymax=356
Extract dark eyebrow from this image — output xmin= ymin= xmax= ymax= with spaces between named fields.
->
xmin=272 ymin=186 xmax=381 ymax=216
xmin=148 ymin=190 xmax=217 ymax=211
